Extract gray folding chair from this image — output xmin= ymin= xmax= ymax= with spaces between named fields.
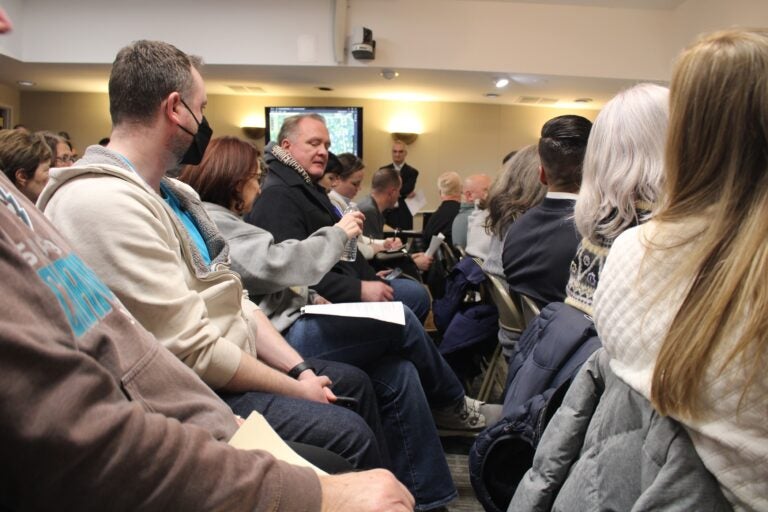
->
xmin=475 ymin=259 xmax=527 ymax=402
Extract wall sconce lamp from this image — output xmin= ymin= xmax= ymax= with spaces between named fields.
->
xmin=391 ymin=132 xmax=418 ymax=145
xmin=242 ymin=126 xmax=266 ymax=140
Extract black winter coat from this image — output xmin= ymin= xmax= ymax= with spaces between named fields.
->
xmin=245 ymin=153 xmax=379 ymax=303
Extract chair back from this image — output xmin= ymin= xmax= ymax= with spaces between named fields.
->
xmin=439 ymin=240 xmax=459 ymax=272
xmin=475 ymin=258 xmax=526 ymax=334
xmin=519 ymin=294 xmax=540 ymax=326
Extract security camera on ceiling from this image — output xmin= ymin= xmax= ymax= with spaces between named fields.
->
xmin=351 ymin=26 xmax=375 ymax=60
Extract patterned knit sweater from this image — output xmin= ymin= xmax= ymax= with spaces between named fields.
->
xmin=564 ymin=237 xmax=610 ymax=316
xmin=565 ymin=206 xmax=650 ymax=315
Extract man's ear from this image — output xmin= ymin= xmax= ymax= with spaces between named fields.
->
xmin=538 ymin=165 xmax=549 ymax=186
xmin=280 ymin=138 xmax=292 ymax=150
xmin=14 ymin=168 xmax=28 ymax=187
xmin=164 ymin=92 xmax=183 ymax=125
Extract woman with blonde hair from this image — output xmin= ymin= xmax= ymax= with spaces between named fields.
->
xmin=594 ymin=28 xmax=768 ymax=510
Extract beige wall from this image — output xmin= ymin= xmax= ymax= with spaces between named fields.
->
xmin=0 ymin=83 xmax=20 ymax=128
xmin=20 ymin=91 xmax=111 ymax=156
xmin=20 ymin=91 xmax=596 ymax=209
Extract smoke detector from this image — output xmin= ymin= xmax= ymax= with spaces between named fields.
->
xmin=380 ymin=69 xmax=399 ymax=80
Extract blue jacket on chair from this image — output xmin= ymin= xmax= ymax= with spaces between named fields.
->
xmin=433 ymin=257 xmax=498 ymax=356
xmin=469 ymin=302 xmax=601 ymax=512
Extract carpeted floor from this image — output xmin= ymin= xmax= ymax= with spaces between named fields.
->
xmin=440 ymin=370 xmax=506 ymax=512
xmin=445 ymin=450 xmax=484 ymax=511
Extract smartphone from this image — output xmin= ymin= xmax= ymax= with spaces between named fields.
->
xmin=383 ymin=267 xmax=403 ymax=281
xmin=333 ymin=396 xmax=359 ymax=410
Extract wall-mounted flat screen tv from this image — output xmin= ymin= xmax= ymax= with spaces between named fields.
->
xmin=265 ymin=106 xmax=363 ymax=158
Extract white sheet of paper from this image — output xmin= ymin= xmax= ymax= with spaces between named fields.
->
xmin=300 ymin=301 xmax=406 ymax=325
xmin=425 ymin=232 xmax=446 ymax=258
xmin=228 ymin=411 xmax=327 ymax=475
xmin=404 ymin=189 xmax=427 ymax=214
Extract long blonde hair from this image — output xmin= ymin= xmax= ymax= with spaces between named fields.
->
xmin=651 ymin=28 xmax=768 ymax=418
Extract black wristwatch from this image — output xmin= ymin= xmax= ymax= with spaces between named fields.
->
xmin=288 ymin=361 xmax=316 ymax=379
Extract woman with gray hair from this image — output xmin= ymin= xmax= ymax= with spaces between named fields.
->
xmin=565 ymin=83 xmax=669 ymax=314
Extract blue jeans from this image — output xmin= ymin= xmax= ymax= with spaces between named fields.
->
xmin=283 ymin=306 xmax=464 ymax=510
xmin=218 ymin=359 xmax=386 ymax=470
xmin=389 ymin=277 xmax=431 ymax=322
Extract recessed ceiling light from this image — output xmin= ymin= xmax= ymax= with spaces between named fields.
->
xmin=380 ymin=69 xmax=399 ymax=80
xmin=494 ymin=77 xmax=510 ymax=88
xmin=484 ymin=92 xmax=500 ymax=98
xmin=574 ymin=97 xmax=593 ymax=103
xmin=17 ymin=80 xmax=35 ymax=87
xmin=316 ymin=86 xmax=334 ymax=92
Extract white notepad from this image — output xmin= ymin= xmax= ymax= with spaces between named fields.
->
xmin=300 ymin=301 xmax=406 ymax=325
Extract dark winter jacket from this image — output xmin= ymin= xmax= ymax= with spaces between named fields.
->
xmin=470 ymin=302 xmax=601 ymax=512
xmin=433 ymin=257 xmax=498 ymax=355
xmin=246 ymin=149 xmax=378 ymax=303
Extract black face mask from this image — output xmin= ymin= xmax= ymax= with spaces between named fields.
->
xmin=178 ymin=98 xmax=213 ymax=165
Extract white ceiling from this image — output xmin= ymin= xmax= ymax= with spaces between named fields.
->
xmin=0 ymin=53 xmax=659 ymax=110
xmin=0 ymin=0 xmax=718 ymax=110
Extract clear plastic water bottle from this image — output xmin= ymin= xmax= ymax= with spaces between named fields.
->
xmin=341 ymin=202 xmax=359 ymax=262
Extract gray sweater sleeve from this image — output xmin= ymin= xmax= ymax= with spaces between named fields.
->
xmin=207 ymin=203 xmax=348 ymax=294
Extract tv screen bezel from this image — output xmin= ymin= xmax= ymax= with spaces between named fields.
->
xmin=264 ymin=106 xmax=363 ymax=158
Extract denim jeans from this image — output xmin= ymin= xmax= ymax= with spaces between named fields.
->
xmin=218 ymin=359 xmax=386 ymax=470
xmin=389 ymin=277 xmax=431 ymax=322
xmin=283 ymin=306 xmax=464 ymax=510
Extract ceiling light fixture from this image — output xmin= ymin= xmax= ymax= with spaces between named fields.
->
xmin=380 ymin=69 xmax=399 ymax=80
xmin=494 ymin=77 xmax=510 ymax=88
xmin=316 ymin=86 xmax=334 ymax=91
xmin=484 ymin=92 xmax=500 ymax=98
xmin=17 ymin=80 xmax=36 ymax=87
xmin=574 ymin=97 xmax=593 ymax=103
xmin=509 ymin=75 xmax=545 ymax=85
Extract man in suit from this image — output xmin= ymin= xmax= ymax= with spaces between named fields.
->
xmin=502 ymin=115 xmax=592 ymax=308
xmin=382 ymin=140 xmax=419 ymax=230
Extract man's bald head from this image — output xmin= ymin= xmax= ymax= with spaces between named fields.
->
xmin=463 ymin=174 xmax=491 ymax=203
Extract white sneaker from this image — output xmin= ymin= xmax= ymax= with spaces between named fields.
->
xmin=432 ymin=396 xmax=487 ymax=437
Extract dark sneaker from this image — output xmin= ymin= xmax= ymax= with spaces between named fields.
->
xmin=432 ymin=397 xmax=486 ymax=436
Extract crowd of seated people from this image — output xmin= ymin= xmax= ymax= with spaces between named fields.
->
xmin=0 ymin=10 xmax=765 ymax=510
xmin=474 ymin=28 xmax=768 ymax=512
xmin=323 ymin=153 xmax=417 ymax=266
xmin=471 ymin=81 xmax=671 ymax=511
xmin=0 ymin=16 xmax=413 ymax=512
xmin=176 ymin=135 xmax=488 ymax=509
xmin=245 ymin=117 xmax=433 ymax=323
xmin=40 ymin=42 xmax=397 ymax=479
